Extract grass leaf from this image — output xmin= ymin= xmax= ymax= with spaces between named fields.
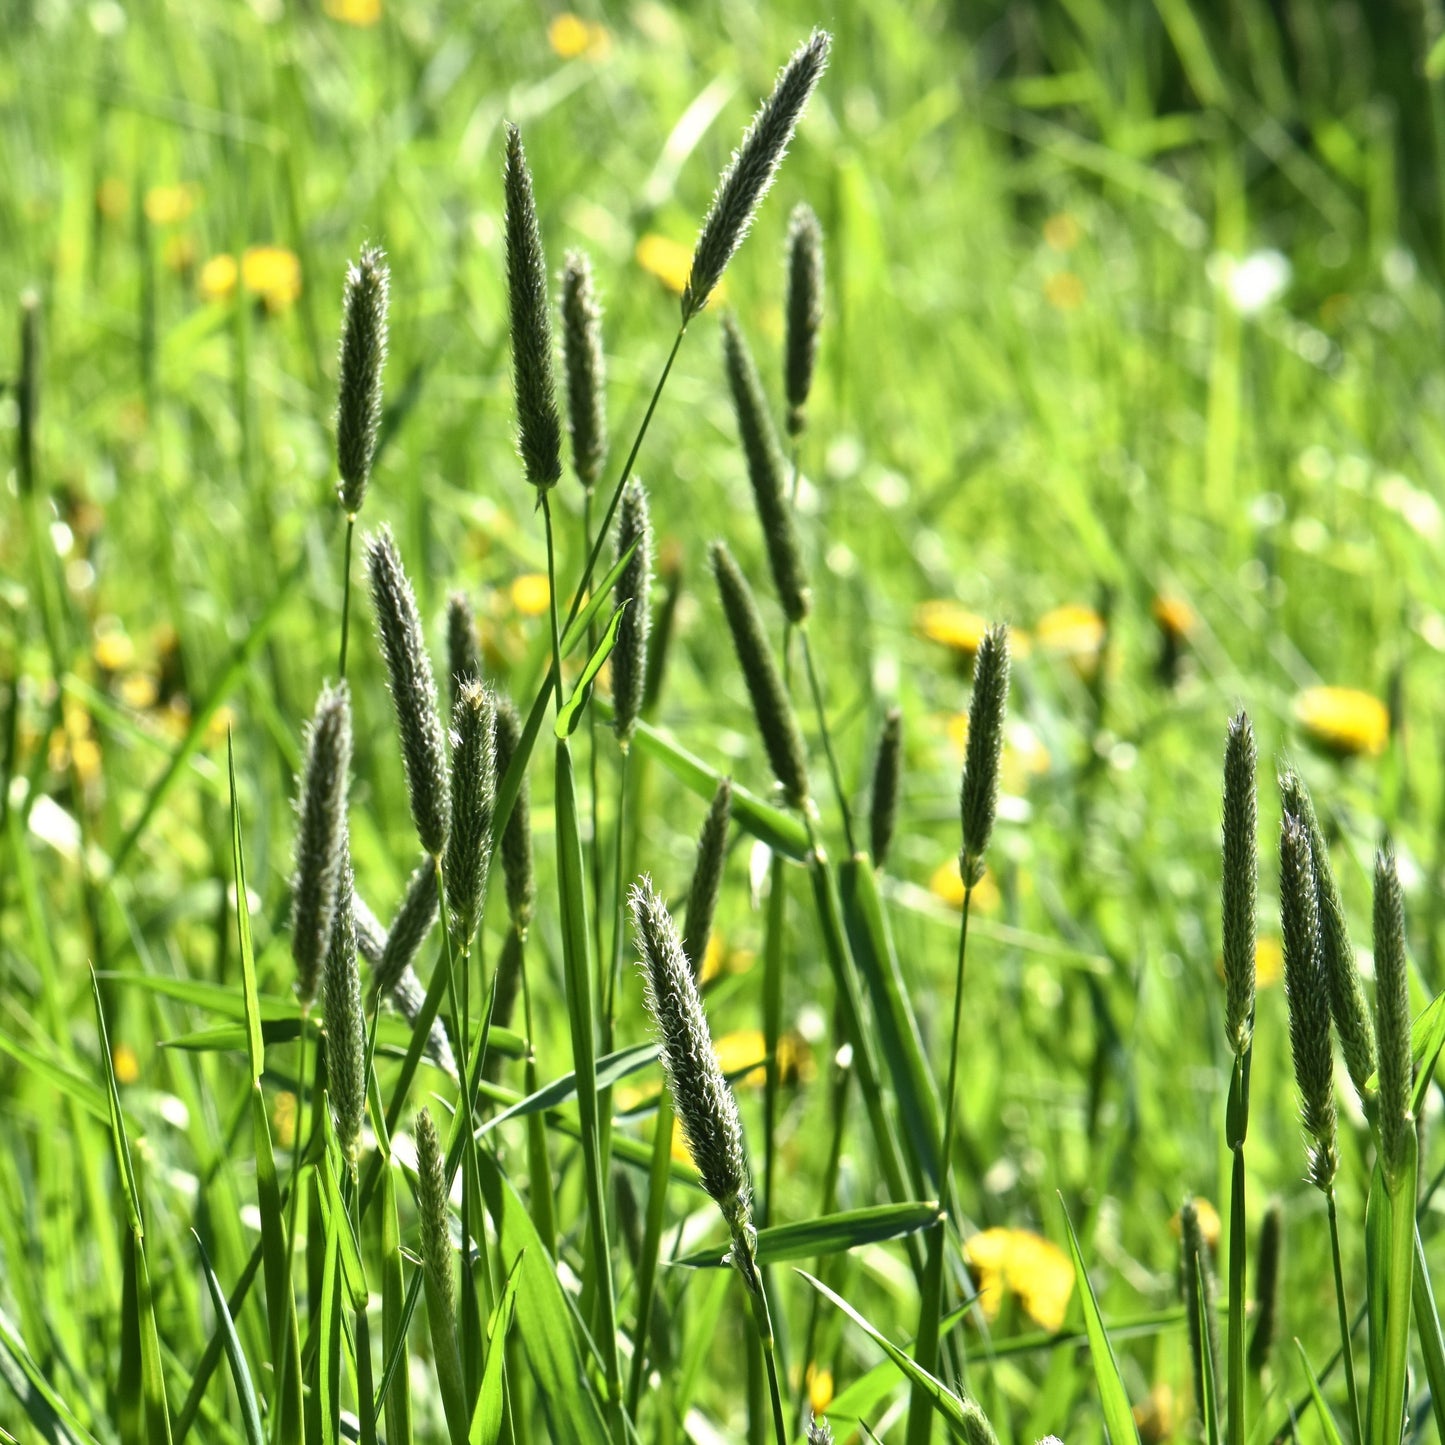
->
xmin=672 ymin=1202 xmax=942 ymax=1269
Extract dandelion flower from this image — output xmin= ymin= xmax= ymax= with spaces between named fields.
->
xmin=963 ymin=1227 xmax=1075 ymax=1333
xmin=915 ymin=600 xmax=988 ymax=660
xmin=323 ymin=0 xmax=381 ymax=25
xmin=199 ymin=253 xmax=239 ymax=301
xmin=548 ymin=13 xmax=610 ymax=59
xmin=1150 ymin=594 xmax=1196 ymax=642
xmin=143 ymin=183 xmax=199 ymax=226
xmin=242 ymin=245 xmax=302 ymax=312
xmin=1294 ymin=686 xmax=1389 ymax=758
xmin=509 ymin=573 xmax=551 ymax=616
xmin=636 ymin=233 xmax=724 ymax=301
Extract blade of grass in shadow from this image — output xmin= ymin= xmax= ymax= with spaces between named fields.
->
xmin=1411 ymin=1222 xmax=1445 ymax=1443
xmin=470 ymin=1254 xmax=522 ymax=1445
xmin=191 ymin=1233 xmax=263 ymax=1445
xmin=1293 ymin=1340 xmax=1347 ymax=1445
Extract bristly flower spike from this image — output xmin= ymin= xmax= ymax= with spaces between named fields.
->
xmin=612 ymin=478 xmax=652 ymax=746
xmin=1278 ymin=811 xmax=1338 ymax=1192
xmin=722 ymin=313 xmax=811 ymax=624
xmin=323 ymin=825 xmax=366 ymax=1166
xmin=444 ymin=681 xmax=497 ymax=947
xmin=959 ymin=624 xmax=1010 ymax=886
xmin=492 ymin=697 xmax=535 ymax=930
xmin=1220 ymin=711 xmax=1257 ymax=1056
xmin=1279 ymin=767 xmax=1377 ymax=1105
xmin=365 ymin=526 xmax=451 ymax=858
xmin=445 ymin=591 xmax=481 ymax=714
xmin=1247 ymin=1197 xmax=1283 ymax=1373
xmin=806 ymin=1417 xmax=834 ymax=1445
xmin=291 ymin=683 xmax=353 ymax=1007
xmin=631 ymin=877 xmax=752 ymax=1251
xmin=709 ymin=541 xmax=810 ymax=810
xmin=1373 ymin=842 xmax=1414 ymax=1189
xmin=682 ymin=778 xmax=733 ymax=976
xmin=869 ymin=707 xmax=902 ymax=868
xmin=784 ymin=202 xmax=824 ymax=436
xmin=504 ymin=123 xmax=562 ymax=492
xmin=335 ymin=243 xmax=390 ymax=516
xmin=561 ymin=249 xmax=608 ymax=491
xmin=682 ymin=30 xmax=832 ymax=323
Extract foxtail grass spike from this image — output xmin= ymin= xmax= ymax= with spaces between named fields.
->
xmin=682 ymin=30 xmax=832 ymax=323
xmin=1221 ymin=711 xmax=1257 ymax=1056
xmin=1279 ymin=768 xmax=1377 ymax=1103
xmin=290 ymin=683 xmax=353 ymax=1007
xmin=709 ymin=541 xmax=809 ymax=810
xmin=959 ymin=624 xmax=1010 ymax=885
xmin=784 ymin=202 xmax=824 ymax=435
xmin=1373 ymin=843 xmax=1414 ymax=1187
xmin=371 ymin=860 xmax=439 ymax=1002
xmin=612 ymin=478 xmax=652 ymax=745
xmin=561 ymin=249 xmax=608 ymax=490
xmin=493 ymin=696 xmax=535 ymax=929
xmin=722 ymin=313 xmax=811 ymax=624
xmin=503 ymin=123 xmax=562 ymax=491
xmin=335 ymin=243 xmax=390 ymax=516
xmin=683 ymin=778 xmax=733 ymax=975
xmin=445 ymin=591 xmax=481 ymax=713
xmin=1247 ymin=1197 xmax=1283 ymax=1373
xmin=1279 ymin=812 xmax=1338 ymax=1192
xmin=415 ymin=1107 xmax=455 ymax=1307
xmin=355 ymin=893 xmax=456 ymax=1078
xmin=323 ymin=829 xmax=366 ymax=1165
xmin=642 ymin=544 xmax=683 ymax=717
xmin=869 ymin=706 xmax=902 ymax=868
xmin=365 ymin=526 xmax=451 ymax=857
xmin=18 ymin=289 xmax=39 ymax=497
xmin=958 ymin=1401 xmax=1002 ymax=1445
xmin=631 ymin=876 xmax=751 ymax=1238
xmin=1180 ymin=1197 xmax=1222 ymax=1428
xmin=444 ymin=681 xmax=496 ymax=945
xmin=806 ymin=1418 xmax=834 ymax=1445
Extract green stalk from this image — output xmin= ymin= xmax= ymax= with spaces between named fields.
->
xmin=1225 ymin=1047 xmax=1250 ymax=1445
xmin=762 ymin=851 xmax=787 ymax=1225
xmin=1326 ymin=1189 xmax=1364 ymax=1445
xmin=797 ymin=628 xmax=855 ymax=855
xmin=627 ymin=1092 xmax=676 ymax=1418
xmin=742 ymin=1256 xmax=789 ymax=1445
xmin=338 ymin=516 xmax=355 ymax=680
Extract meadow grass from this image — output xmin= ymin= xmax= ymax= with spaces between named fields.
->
xmin=5 ymin=2 xmax=1445 ymax=1443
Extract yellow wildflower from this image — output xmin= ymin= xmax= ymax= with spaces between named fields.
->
xmin=92 ymin=627 xmax=135 ymax=673
xmin=548 ymin=12 xmax=611 ymax=59
xmin=143 ymin=183 xmax=199 ymax=226
xmin=928 ymin=857 xmax=1000 ymax=914
xmin=1133 ymin=1383 xmax=1179 ymax=1445
xmin=636 ymin=233 xmax=722 ymax=301
xmin=1150 ymin=594 xmax=1196 ymax=642
xmin=323 ymin=0 xmax=381 ymax=25
xmin=915 ymin=600 xmax=988 ymax=660
xmin=1036 ymin=603 xmax=1105 ymax=679
xmin=963 ymin=1227 xmax=1075 ymax=1333
xmin=1169 ymin=1197 xmax=1221 ymax=1252
xmin=199 ymin=253 xmax=239 ymax=301
xmin=1294 ymin=686 xmax=1389 ymax=759
xmin=510 ymin=573 xmax=551 ymax=617
xmin=242 ymin=245 xmax=302 ymax=312
xmin=117 ymin=672 xmax=160 ymax=711
xmin=112 ymin=1043 xmax=140 ymax=1085
xmin=806 ymin=1363 xmax=834 ymax=1414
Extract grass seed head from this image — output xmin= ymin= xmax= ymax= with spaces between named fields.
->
xmin=493 ymin=696 xmax=535 ymax=929
xmin=323 ymin=826 xmax=366 ymax=1166
xmin=444 ymin=681 xmax=496 ymax=946
xmin=356 ymin=889 xmax=455 ymax=1078
xmin=1220 ymin=710 xmax=1257 ymax=1056
xmin=958 ymin=1398 xmax=1002 ymax=1445
xmin=709 ymin=540 xmax=810 ymax=810
xmin=504 ymin=123 xmax=562 ymax=491
xmin=561 ymin=248 xmax=608 ymax=490
xmin=1246 ymin=1196 xmax=1283 ymax=1373
xmin=612 ymin=478 xmax=652 ymax=745
xmin=1278 ymin=811 xmax=1338 ymax=1191
xmin=784 ymin=202 xmax=824 ymax=435
xmin=806 ymin=1417 xmax=834 ymax=1444
xmin=1279 ymin=767 xmax=1377 ymax=1104
xmin=365 ymin=525 xmax=451 ymax=857
xmin=631 ymin=875 xmax=752 ymax=1235
xmin=683 ymin=777 xmax=733 ymax=976
xmin=445 ymin=591 xmax=481 ymax=714
xmin=868 ymin=706 xmax=903 ymax=868
xmin=414 ymin=1108 xmax=454 ymax=1308
xmin=335 ymin=242 xmax=389 ymax=516
xmin=682 ymin=30 xmax=832 ymax=323
xmin=959 ymin=624 xmax=1010 ymax=885
xmin=370 ymin=859 xmax=439 ymax=1003
xmin=290 ymin=682 xmax=353 ymax=1007
xmin=722 ymin=313 xmax=811 ymax=624
xmin=1373 ymin=843 xmax=1414 ymax=1188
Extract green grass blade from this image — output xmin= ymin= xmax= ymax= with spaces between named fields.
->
xmin=558 ymin=540 xmax=638 ymax=656
xmin=1411 ymin=1222 xmax=1445 ymax=1445
xmin=316 ymin=1220 xmax=341 ymax=1445
xmin=1059 ymin=1197 xmax=1142 ymax=1445
xmin=794 ymin=1269 xmax=975 ymax=1432
xmin=478 ymin=1042 xmax=657 ymax=1136
xmin=1292 ymin=1340 xmax=1346 ymax=1445
xmin=1367 ymin=1140 xmax=1417 ymax=1445
xmin=554 ymin=600 xmax=626 ymax=739
xmin=470 ymin=1254 xmax=522 ymax=1445
xmin=1192 ymin=1254 xmax=1220 ymax=1445
xmin=0 ymin=1027 xmax=109 ymax=1123
xmin=473 ymin=1146 xmax=609 ymax=1444
xmin=379 ymin=1159 xmax=414 ymax=1445
xmin=225 ymin=734 xmax=264 ymax=1082
xmin=0 ymin=1304 xmax=102 ymax=1445
xmin=1409 ymin=989 xmax=1445 ymax=1111
xmin=672 ymin=1203 xmax=942 ymax=1270
xmin=89 ymin=970 xmax=143 ymax=1236
xmin=191 ymin=1232 xmax=264 ymax=1445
